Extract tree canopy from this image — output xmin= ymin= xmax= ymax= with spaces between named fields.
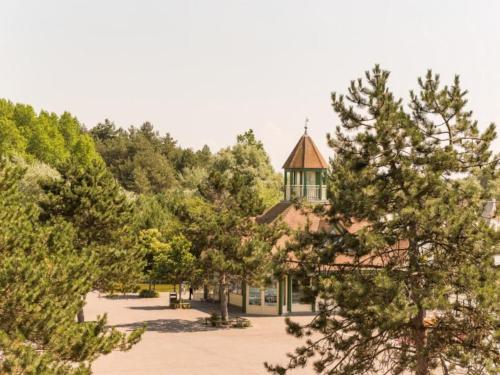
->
xmin=196 ymin=131 xmax=286 ymax=320
xmin=0 ymin=99 xmax=100 ymax=168
xmin=39 ymin=161 xmax=145 ymax=297
xmin=0 ymin=163 xmax=142 ymax=374
xmin=267 ymin=66 xmax=499 ymax=375
xmin=90 ymin=120 xmax=213 ymax=194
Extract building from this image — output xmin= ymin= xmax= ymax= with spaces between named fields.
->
xmin=482 ymin=199 xmax=500 ymax=267
xmin=228 ymin=128 xmax=330 ymax=315
xmin=226 ymin=131 xmax=499 ymax=316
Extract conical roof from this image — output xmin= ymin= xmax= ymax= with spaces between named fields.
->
xmin=282 ymin=133 xmax=328 ymax=169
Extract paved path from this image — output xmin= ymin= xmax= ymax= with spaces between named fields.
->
xmin=88 ymin=292 xmax=316 ymax=375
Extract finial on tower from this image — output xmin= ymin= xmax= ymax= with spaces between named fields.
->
xmin=304 ymin=117 xmax=309 ymax=135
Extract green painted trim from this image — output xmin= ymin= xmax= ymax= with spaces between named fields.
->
xmin=287 ymin=274 xmax=292 ymax=313
xmin=278 ymin=279 xmax=284 ymax=315
xmin=284 ymin=168 xmax=327 ymax=171
xmin=303 ymin=170 xmax=307 ymax=196
xmin=283 ymin=172 xmax=287 ymax=200
xmin=242 ymin=280 xmax=247 ymax=313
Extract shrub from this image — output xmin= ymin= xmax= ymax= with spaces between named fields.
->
xmin=138 ymin=289 xmax=159 ymax=298
xmin=233 ymin=317 xmax=251 ymax=328
xmin=209 ymin=311 xmax=222 ymax=326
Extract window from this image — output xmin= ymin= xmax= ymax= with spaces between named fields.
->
xmin=292 ymin=278 xmax=309 ymax=304
xmin=249 ymin=287 xmax=261 ymax=305
xmin=306 ymin=171 xmax=316 ymax=185
xmin=229 ymin=281 xmax=242 ymax=295
xmin=264 ymin=283 xmax=277 ymax=305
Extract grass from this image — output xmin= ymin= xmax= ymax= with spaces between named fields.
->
xmin=138 ymin=283 xmax=174 ymax=292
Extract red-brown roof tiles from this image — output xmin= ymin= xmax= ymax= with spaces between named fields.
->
xmin=282 ymin=134 xmax=329 ymax=169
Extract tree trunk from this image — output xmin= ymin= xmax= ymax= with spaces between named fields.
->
xmin=77 ymin=308 xmax=85 ymax=323
xmin=178 ymin=282 xmax=183 ymax=303
xmin=219 ymin=275 xmax=229 ymax=321
xmin=414 ymin=307 xmax=429 ymax=375
xmin=203 ymin=284 xmax=208 ymax=300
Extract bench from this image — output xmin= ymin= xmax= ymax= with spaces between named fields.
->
xmin=171 ymin=302 xmax=191 ymax=309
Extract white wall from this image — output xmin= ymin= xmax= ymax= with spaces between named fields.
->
xmin=229 ymin=292 xmax=243 ymax=307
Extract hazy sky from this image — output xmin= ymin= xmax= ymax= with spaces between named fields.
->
xmin=2 ymin=1 xmax=499 ymax=170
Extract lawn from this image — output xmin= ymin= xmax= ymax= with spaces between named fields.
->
xmin=137 ymin=283 xmax=174 ymax=292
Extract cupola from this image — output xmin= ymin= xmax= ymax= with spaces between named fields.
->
xmin=282 ymin=124 xmax=328 ymax=202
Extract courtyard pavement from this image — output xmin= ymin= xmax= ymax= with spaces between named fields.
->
xmin=88 ymin=292 xmax=317 ymax=375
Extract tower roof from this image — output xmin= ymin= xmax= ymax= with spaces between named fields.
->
xmin=282 ymin=133 xmax=328 ymax=169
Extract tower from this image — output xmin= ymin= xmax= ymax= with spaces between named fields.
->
xmin=282 ymin=125 xmax=328 ymax=202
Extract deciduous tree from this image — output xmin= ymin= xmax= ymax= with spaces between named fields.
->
xmin=153 ymin=234 xmax=197 ymax=302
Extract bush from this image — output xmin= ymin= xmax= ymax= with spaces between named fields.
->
xmin=138 ymin=289 xmax=159 ymax=298
xmin=233 ymin=317 xmax=251 ymax=328
xmin=209 ymin=312 xmax=222 ymax=326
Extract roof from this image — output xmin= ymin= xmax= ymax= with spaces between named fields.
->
xmin=282 ymin=133 xmax=328 ymax=169
xmin=257 ymin=202 xmax=408 ymax=268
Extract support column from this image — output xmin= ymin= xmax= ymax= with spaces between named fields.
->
xmin=317 ymin=170 xmax=322 ymax=201
xmin=303 ymin=170 xmax=307 ymax=198
xmin=293 ymin=171 xmax=298 ymax=198
xmin=278 ymin=279 xmax=284 ymax=315
xmin=284 ymin=170 xmax=288 ymax=200
xmin=242 ymin=280 xmax=247 ymax=313
xmin=287 ymin=274 xmax=292 ymax=313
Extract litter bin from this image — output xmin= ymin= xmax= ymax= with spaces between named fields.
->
xmin=169 ymin=292 xmax=178 ymax=306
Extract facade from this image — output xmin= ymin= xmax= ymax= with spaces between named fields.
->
xmin=228 ymin=129 xmax=330 ymax=315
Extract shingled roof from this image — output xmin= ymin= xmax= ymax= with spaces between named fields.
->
xmin=282 ymin=133 xmax=328 ymax=169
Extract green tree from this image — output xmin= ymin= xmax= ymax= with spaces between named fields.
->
xmin=0 ymin=99 xmax=100 ymax=168
xmin=0 ymin=117 xmax=26 ymax=156
xmin=267 ymin=66 xmax=499 ymax=375
xmin=90 ymin=120 xmax=180 ymax=194
xmin=137 ymin=228 xmax=170 ymax=291
xmin=198 ymin=132 xmax=286 ymax=320
xmin=133 ymin=194 xmax=181 ymax=237
xmin=0 ymin=163 xmax=142 ymax=374
xmin=90 ymin=119 xmax=214 ymax=195
xmin=39 ymin=161 xmax=145 ymax=320
xmin=153 ymin=234 xmax=197 ymax=302
xmin=232 ymin=129 xmax=282 ymax=208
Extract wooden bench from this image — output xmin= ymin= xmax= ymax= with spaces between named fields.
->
xmin=171 ymin=302 xmax=191 ymax=309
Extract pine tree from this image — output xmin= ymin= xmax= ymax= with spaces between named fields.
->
xmin=198 ymin=131 xmax=286 ymax=321
xmin=267 ymin=66 xmax=499 ymax=374
xmin=39 ymin=161 xmax=145 ymax=320
xmin=0 ymin=162 xmax=142 ymax=374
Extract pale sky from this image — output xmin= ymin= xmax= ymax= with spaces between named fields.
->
xmin=1 ymin=0 xmax=499 ymax=170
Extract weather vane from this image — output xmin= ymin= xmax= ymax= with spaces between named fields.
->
xmin=304 ymin=117 xmax=309 ymax=134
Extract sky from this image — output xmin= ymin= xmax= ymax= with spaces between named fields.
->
xmin=1 ymin=0 xmax=499 ymax=170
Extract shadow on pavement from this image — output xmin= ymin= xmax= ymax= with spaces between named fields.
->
xmin=103 ymin=294 xmax=143 ymax=300
xmin=128 ymin=305 xmax=170 ymax=310
xmin=113 ymin=318 xmax=223 ymax=333
xmin=188 ymin=300 xmax=243 ymax=315
xmin=189 ymin=300 xmax=315 ymax=318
